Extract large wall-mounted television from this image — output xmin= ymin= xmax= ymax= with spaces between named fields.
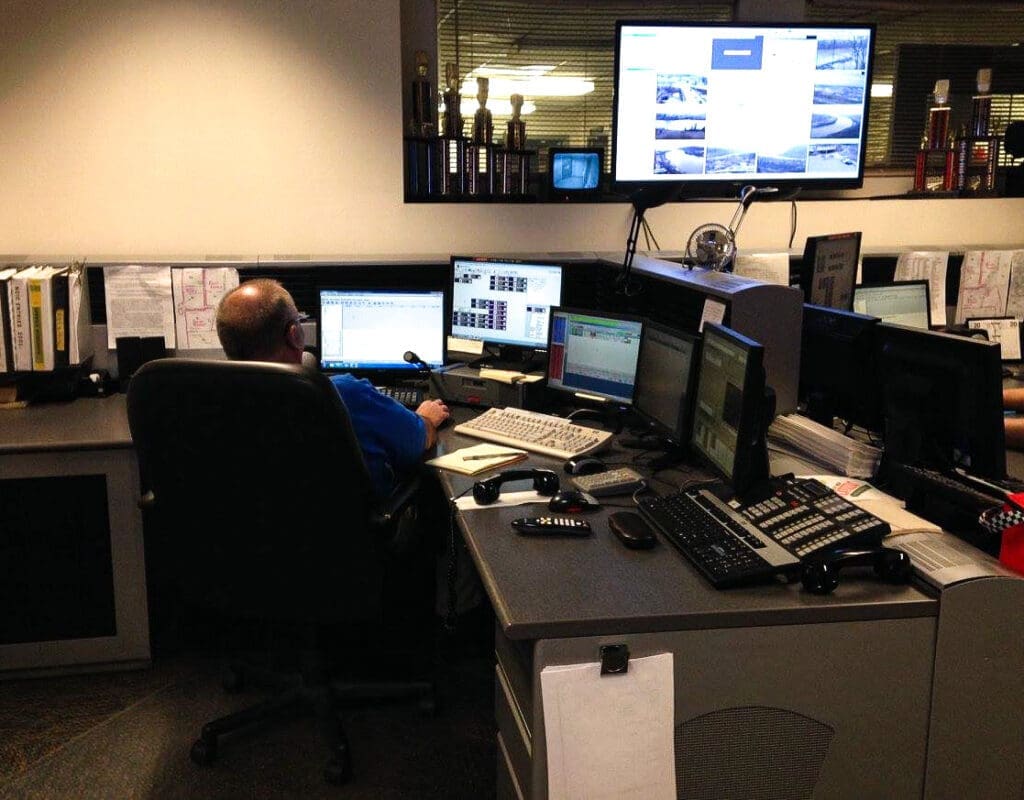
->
xmin=612 ymin=21 xmax=875 ymax=195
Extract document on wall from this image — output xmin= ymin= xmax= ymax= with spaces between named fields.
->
xmin=699 ymin=298 xmax=727 ymax=332
xmin=1001 ymin=251 xmax=1024 ymax=319
xmin=894 ymin=251 xmax=948 ymax=327
xmin=172 ymin=267 xmax=239 ymax=349
xmin=541 ymin=653 xmax=675 ymax=800
xmin=104 ymin=265 xmax=175 ymax=349
xmin=954 ymin=250 xmax=1013 ymax=323
xmin=732 ymin=252 xmax=790 ymax=286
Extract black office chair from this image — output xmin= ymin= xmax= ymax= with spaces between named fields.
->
xmin=126 ymin=358 xmax=434 ymax=784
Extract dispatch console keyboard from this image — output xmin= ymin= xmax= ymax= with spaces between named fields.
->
xmin=453 ymin=406 xmax=613 ymax=460
xmin=375 ymin=385 xmax=424 ymax=408
xmin=638 ymin=476 xmax=891 ymax=588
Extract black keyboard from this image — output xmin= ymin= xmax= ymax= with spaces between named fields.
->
xmin=375 ymin=385 xmax=423 ymax=408
xmin=638 ymin=476 xmax=891 ymax=589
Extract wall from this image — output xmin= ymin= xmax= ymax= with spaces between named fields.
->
xmin=1 ymin=0 xmax=1021 ymax=261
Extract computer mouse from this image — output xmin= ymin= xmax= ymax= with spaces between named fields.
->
xmin=564 ymin=456 xmax=607 ymax=476
xmin=548 ymin=490 xmax=600 ymax=513
xmin=607 ymin=512 xmax=657 ymax=550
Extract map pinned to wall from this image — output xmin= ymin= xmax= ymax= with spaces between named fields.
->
xmin=172 ymin=267 xmax=239 ymax=349
xmin=954 ymin=250 xmax=1014 ymax=324
xmin=1003 ymin=251 xmax=1024 ymax=319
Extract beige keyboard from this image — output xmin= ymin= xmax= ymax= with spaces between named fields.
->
xmin=454 ymin=407 xmax=613 ymax=460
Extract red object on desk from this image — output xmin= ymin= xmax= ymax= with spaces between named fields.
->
xmin=981 ymin=492 xmax=1024 ymax=575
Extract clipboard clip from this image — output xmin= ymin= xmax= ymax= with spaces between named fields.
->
xmin=599 ymin=644 xmax=630 ymax=676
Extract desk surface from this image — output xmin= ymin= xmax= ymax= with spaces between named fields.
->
xmin=0 ymin=395 xmax=132 ymax=455
xmin=436 ymin=416 xmax=936 ymax=642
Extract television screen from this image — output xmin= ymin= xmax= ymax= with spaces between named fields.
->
xmin=612 ymin=21 xmax=875 ymax=193
xmin=549 ymin=148 xmax=603 ymax=198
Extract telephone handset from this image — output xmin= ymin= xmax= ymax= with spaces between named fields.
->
xmin=472 ymin=468 xmax=560 ymax=505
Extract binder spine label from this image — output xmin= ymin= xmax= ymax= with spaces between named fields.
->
xmin=28 ymin=281 xmax=44 ymax=370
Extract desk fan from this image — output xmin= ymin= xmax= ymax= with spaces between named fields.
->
xmin=685 ymin=185 xmax=775 ymax=270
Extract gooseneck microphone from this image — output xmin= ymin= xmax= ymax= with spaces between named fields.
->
xmin=403 ymin=350 xmax=431 ymax=371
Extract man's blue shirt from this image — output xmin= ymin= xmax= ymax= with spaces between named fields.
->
xmin=329 ymin=374 xmax=425 ymax=497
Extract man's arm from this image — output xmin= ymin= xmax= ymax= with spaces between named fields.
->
xmin=416 ymin=399 xmax=450 ymax=449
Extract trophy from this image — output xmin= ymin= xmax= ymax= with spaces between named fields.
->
xmin=409 ymin=50 xmax=435 ymax=137
xmin=472 ymin=77 xmax=493 ymax=144
xmin=505 ymin=93 xmax=526 ymax=151
xmin=441 ymin=62 xmax=463 ymax=139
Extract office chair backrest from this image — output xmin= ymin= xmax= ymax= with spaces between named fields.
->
xmin=127 ymin=358 xmax=383 ymax=623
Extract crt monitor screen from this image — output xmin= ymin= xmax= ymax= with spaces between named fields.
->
xmin=875 ymin=322 xmax=1006 ymax=480
xmin=853 ymin=281 xmax=931 ymax=329
xmin=450 ymin=257 xmax=564 ymax=350
xmin=318 ymin=289 xmax=445 ymax=373
xmin=549 ymin=148 xmax=603 ymax=194
xmin=632 ymin=320 xmax=700 ymax=444
xmin=546 ymin=308 xmax=644 ymax=405
xmin=691 ymin=323 xmax=768 ymax=495
xmin=612 ymin=21 xmax=875 ymax=192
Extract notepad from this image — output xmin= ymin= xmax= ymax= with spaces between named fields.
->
xmin=426 ymin=442 xmax=528 ymax=475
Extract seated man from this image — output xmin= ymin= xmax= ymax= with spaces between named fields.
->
xmin=216 ymin=278 xmax=450 ymax=497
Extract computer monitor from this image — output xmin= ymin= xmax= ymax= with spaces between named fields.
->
xmin=449 ymin=256 xmax=564 ymax=367
xmin=852 ymin=280 xmax=931 ymax=329
xmin=548 ymin=147 xmax=603 ymax=200
xmin=612 ymin=21 xmax=875 ymax=195
xmin=690 ymin=323 xmax=770 ymax=497
xmin=875 ymin=322 xmax=1006 ymax=480
xmin=798 ymin=304 xmax=881 ymax=430
xmin=546 ymin=308 xmax=644 ymax=405
xmin=317 ymin=288 xmax=445 ymax=375
xmin=801 ymin=231 xmax=862 ymax=310
xmin=631 ymin=320 xmax=701 ymax=456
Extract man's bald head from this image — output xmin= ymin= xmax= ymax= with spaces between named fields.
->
xmin=216 ymin=278 xmax=303 ymax=363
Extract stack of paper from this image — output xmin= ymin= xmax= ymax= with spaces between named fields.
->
xmin=769 ymin=413 xmax=882 ymax=478
xmin=425 ymin=442 xmax=528 ymax=475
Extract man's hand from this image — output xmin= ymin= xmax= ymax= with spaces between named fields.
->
xmin=416 ymin=398 xmax=451 ymax=449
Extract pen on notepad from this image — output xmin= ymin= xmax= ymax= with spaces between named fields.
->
xmin=462 ymin=451 xmax=525 ymax=461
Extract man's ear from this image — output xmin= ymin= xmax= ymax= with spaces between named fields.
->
xmin=285 ymin=319 xmax=305 ymax=351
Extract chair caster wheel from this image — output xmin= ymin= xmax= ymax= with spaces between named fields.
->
xmin=324 ymin=754 xmax=351 ymax=785
xmin=190 ymin=738 xmax=217 ymax=766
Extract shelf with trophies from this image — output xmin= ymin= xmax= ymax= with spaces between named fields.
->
xmin=404 ymin=57 xmax=536 ymax=202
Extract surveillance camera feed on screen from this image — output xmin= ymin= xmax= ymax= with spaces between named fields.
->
xmin=546 ymin=310 xmax=643 ymax=405
xmin=551 ymin=150 xmax=602 ymax=191
xmin=613 ymin=22 xmax=874 ymax=190
xmin=450 ymin=258 xmax=563 ymax=365
xmin=318 ymin=289 xmax=445 ymax=372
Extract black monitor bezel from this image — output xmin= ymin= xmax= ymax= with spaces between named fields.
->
xmin=544 ymin=306 xmax=645 ymax=406
xmin=547 ymin=147 xmax=605 ymax=201
xmin=853 ymin=279 xmax=932 ymax=328
xmin=611 ymin=19 xmax=876 ymax=197
xmin=800 ymin=231 xmax=862 ymax=310
xmin=874 ymin=321 xmax=1006 ymax=480
xmin=690 ymin=322 xmax=769 ymax=497
xmin=316 ymin=286 xmax=446 ymax=377
xmin=632 ymin=319 xmax=702 ymax=445
xmin=447 ymin=255 xmax=565 ymax=363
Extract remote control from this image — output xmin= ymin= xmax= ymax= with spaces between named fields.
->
xmin=511 ymin=516 xmax=593 ymax=536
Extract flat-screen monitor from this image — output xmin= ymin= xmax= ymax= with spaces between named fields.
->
xmin=853 ymin=280 xmax=931 ymax=329
xmin=449 ymin=256 xmax=564 ymax=364
xmin=799 ymin=303 xmax=881 ymax=430
xmin=612 ymin=21 xmax=875 ymax=194
xmin=548 ymin=148 xmax=603 ymax=200
xmin=317 ymin=288 xmax=445 ymax=374
xmin=801 ymin=231 xmax=862 ymax=310
xmin=691 ymin=323 xmax=770 ymax=496
xmin=546 ymin=308 xmax=644 ymax=405
xmin=632 ymin=320 xmax=701 ymax=445
xmin=875 ymin=322 xmax=1006 ymax=480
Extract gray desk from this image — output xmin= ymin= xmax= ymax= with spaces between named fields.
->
xmin=437 ymin=419 xmax=1024 ymax=800
xmin=0 ymin=396 xmax=150 ymax=676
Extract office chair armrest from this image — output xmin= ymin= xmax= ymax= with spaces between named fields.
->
xmin=369 ymin=476 xmax=421 ymax=529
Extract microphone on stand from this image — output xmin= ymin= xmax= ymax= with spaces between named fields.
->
xmin=404 ymin=350 xmax=449 ymax=403
xmin=403 ymin=350 xmax=432 ymax=372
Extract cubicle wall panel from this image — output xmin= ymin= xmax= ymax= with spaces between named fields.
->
xmin=0 ymin=448 xmax=149 ymax=676
xmin=523 ymin=619 xmax=934 ymax=800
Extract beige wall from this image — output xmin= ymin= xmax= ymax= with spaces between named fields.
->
xmin=0 ymin=0 xmax=1021 ymax=261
